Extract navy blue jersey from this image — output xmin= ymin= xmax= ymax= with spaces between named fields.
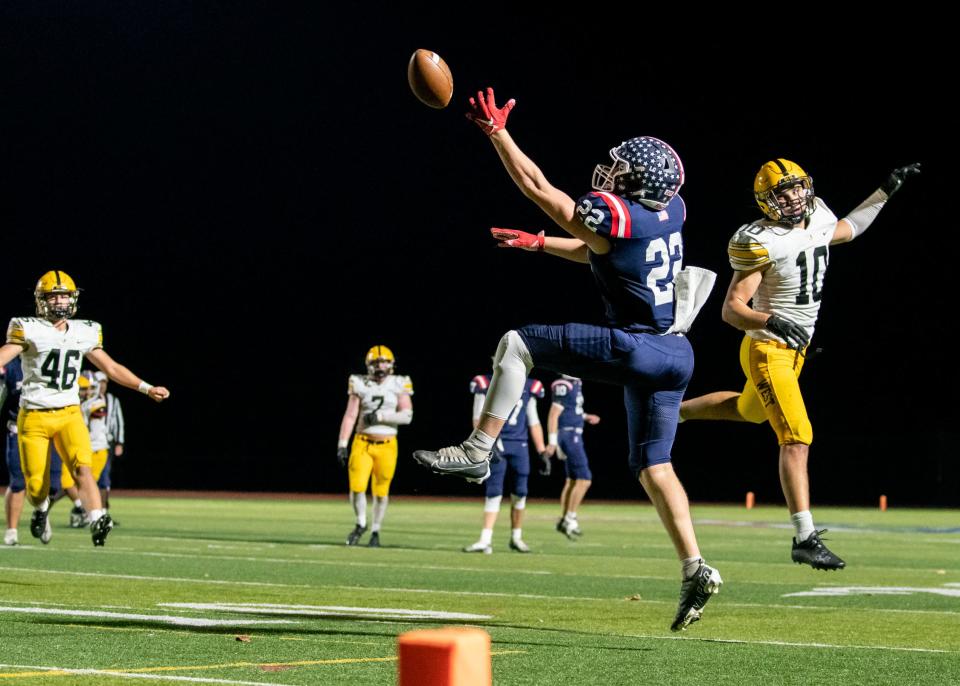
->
xmin=550 ymin=377 xmax=584 ymax=430
xmin=575 ymin=191 xmax=686 ymax=333
xmin=470 ymin=375 xmax=544 ymax=441
xmin=1 ymin=357 xmax=23 ymax=428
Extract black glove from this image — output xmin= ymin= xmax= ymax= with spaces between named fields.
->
xmin=538 ymin=451 xmax=552 ymax=476
xmin=336 ymin=446 xmax=349 ymax=468
xmin=363 ymin=411 xmax=379 ymax=425
xmin=880 ymin=162 xmax=921 ymax=197
xmin=765 ymin=314 xmax=810 ymax=351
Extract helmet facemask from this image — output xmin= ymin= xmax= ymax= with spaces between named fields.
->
xmin=367 ymin=357 xmax=394 ymax=381
xmin=757 ymin=176 xmax=815 ymax=225
xmin=35 ymin=289 xmax=78 ymax=322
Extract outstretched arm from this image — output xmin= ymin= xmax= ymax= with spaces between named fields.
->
xmin=489 ymin=228 xmax=590 ymax=263
xmin=85 ymin=348 xmax=169 ymax=402
xmin=468 ymin=88 xmax=610 ymax=255
xmin=832 ymin=163 xmax=921 ymax=244
xmin=0 ymin=343 xmax=25 ymax=368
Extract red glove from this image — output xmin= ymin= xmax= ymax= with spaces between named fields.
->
xmin=491 ymin=227 xmax=544 ymax=251
xmin=466 ymin=87 xmax=516 ymax=135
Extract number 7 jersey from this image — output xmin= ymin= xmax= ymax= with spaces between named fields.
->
xmin=6 ymin=317 xmax=103 ymax=409
xmin=727 ymin=197 xmax=838 ymax=343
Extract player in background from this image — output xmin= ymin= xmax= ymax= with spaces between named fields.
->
xmin=50 ymin=373 xmax=109 ymax=527
xmin=96 ymin=370 xmax=124 ymax=521
xmin=0 ymin=270 xmax=170 ymax=546
xmin=414 ymin=88 xmax=721 ymax=631
xmin=463 ymin=372 xmax=546 ymax=554
xmin=2 ymin=358 xmax=26 ymax=545
xmin=680 ymin=160 xmax=921 ymax=570
xmin=337 ymin=345 xmax=413 ymax=548
xmin=543 ymin=375 xmax=600 ymax=539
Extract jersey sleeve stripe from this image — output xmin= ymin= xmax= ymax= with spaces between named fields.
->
xmin=595 ymin=192 xmax=632 ymax=238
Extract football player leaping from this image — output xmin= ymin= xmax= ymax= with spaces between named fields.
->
xmin=413 ymin=88 xmax=721 ymax=632
xmin=0 ymin=271 xmax=170 ymax=547
xmin=337 ymin=345 xmax=413 ymax=548
xmin=681 ymin=160 xmax=920 ymax=570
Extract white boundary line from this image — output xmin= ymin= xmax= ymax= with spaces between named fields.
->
xmin=0 ymin=606 xmax=297 ymax=627
xmin=0 ymin=664 xmax=286 ymax=685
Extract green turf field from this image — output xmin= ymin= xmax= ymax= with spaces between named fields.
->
xmin=0 ymin=496 xmax=957 ymax=685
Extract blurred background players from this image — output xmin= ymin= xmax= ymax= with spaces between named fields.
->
xmin=680 ymin=160 xmax=920 ymax=570
xmin=463 ymin=371 xmax=546 ymax=554
xmin=95 ymin=370 xmax=124 ymax=521
xmin=414 ymin=88 xmax=722 ymax=631
xmin=0 ymin=270 xmax=170 ymax=546
xmin=336 ymin=345 xmax=413 ymax=547
xmin=2 ymin=357 xmax=26 ymax=545
xmin=543 ymin=375 xmax=600 ymax=539
xmin=49 ymin=373 xmax=109 ymax=527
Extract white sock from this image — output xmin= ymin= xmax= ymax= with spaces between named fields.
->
xmin=681 ymin=556 xmax=703 ymax=580
xmin=511 ymin=528 xmax=522 ymax=542
xmin=371 ymin=495 xmax=388 ymax=533
xmin=464 ymin=429 xmax=495 ymax=458
xmin=73 ymin=499 xmax=83 ymax=508
xmin=350 ymin=492 xmax=367 ymax=528
xmin=564 ymin=512 xmax=578 ymax=523
xmin=36 ymin=498 xmax=50 ymax=513
xmin=89 ymin=508 xmax=104 ymax=523
xmin=791 ymin=510 xmax=816 ymax=542
xmin=479 ymin=528 xmax=493 ymax=545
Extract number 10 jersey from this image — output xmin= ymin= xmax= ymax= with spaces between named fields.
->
xmin=727 ymin=197 xmax=838 ymax=343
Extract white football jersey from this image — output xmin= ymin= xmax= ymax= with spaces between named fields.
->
xmin=7 ymin=317 xmax=103 ymax=409
xmin=348 ymin=374 xmax=413 ymax=437
xmin=728 ymin=197 xmax=838 ymax=343
xmin=82 ymin=396 xmax=109 ymax=451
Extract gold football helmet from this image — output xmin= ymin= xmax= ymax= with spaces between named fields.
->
xmin=34 ymin=270 xmax=79 ymax=321
xmin=365 ymin=345 xmax=395 ymax=380
xmin=754 ymin=159 xmax=815 ymax=225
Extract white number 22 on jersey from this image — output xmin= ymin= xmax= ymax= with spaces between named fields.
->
xmin=647 ymin=232 xmax=683 ymax=305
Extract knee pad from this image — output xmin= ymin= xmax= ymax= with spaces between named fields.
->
xmin=510 ymin=494 xmax=527 ymax=510
xmin=493 ymin=330 xmax=534 ymax=376
xmin=483 ymin=495 xmax=503 ymax=513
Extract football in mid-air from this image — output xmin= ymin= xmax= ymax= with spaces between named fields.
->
xmin=407 ymin=49 xmax=453 ymax=109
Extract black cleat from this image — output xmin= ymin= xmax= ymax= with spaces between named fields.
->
xmin=413 ymin=445 xmax=491 ymax=483
xmin=367 ymin=532 xmax=381 ymax=548
xmin=90 ymin=514 xmax=114 ymax=547
xmin=671 ymin=562 xmax=723 ymax=632
xmin=346 ymin=524 xmax=367 ymax=546
xmin=30 ymin=508 xmax=52 ymax=544
xmin=508 ymin=538 xmax=531 ymax=553
xmin=792 ymin=530 xmax=846 ymax=570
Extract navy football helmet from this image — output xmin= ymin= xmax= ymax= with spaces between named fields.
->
xmin=592 ymin=136 xmax=684 ymax=211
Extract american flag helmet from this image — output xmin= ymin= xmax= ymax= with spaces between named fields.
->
xmin=592 ymin=136 xmax=684 ymax=211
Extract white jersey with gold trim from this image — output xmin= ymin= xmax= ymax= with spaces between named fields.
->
xmin=348 ymin=374 xmax=414 ymax=437
xmin=7 ymin=317 xmax=103 ymax=409
xmin=728 ymin=197 xmax=838 ymax=343
xmin=82 ymin=396 xmax=109 ymax=450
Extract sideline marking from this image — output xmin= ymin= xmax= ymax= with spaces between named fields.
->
xmin=784 ymin=585 xmax=960 ymax=598
xmin=161 ymin=602 xmax=492 ymax=621
xmin=0 ymin=606 xmax=296 ymax=628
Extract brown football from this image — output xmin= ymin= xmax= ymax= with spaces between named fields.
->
xmin=407 ymin=49 xmax=453 ymax=109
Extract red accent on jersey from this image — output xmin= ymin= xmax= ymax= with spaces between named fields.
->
xmin=594 ymin=192 xmax=632 ymax=239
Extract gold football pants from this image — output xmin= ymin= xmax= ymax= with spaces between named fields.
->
xmin=737 ymin=335 xmax=812 ymax=445
xmin=348 ymin=434 xmax=398 ymax=498
xmin=60 ymin=448 xmax=108 ymax=489
xmin=17 ymin=406 xmax=93 ymax=501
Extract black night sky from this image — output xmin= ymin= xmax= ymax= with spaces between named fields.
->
xmin=1 ymin=6 xmax=953 ymax=505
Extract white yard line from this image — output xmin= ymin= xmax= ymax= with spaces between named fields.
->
xmin=0 ymin=606 xmax=297 ymax=627
xmin=161 ymin=602 xmax=491 ymax=621
xmin=0 ymin=663 xmax=288 ymax=685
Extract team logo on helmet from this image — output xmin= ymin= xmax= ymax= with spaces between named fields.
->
xmin=34 ymin=270 xmax=79 ymax=322
xmin=754 ymin=159 xmax=815 ymax=225
xmin=592 ymin=136 xmax=685 ymax=211
xmin=365 ymin=345 xmax=395 ymax=381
